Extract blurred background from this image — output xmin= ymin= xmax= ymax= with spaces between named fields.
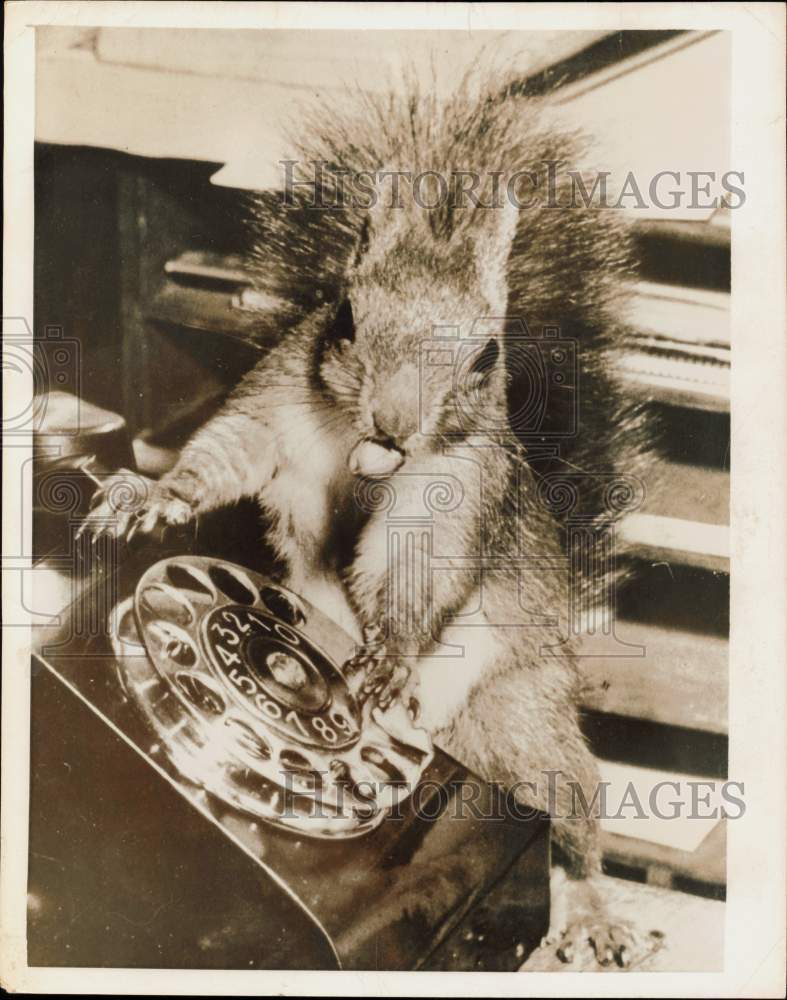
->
xmin=33 ymin=26 xmax=730 ymax=963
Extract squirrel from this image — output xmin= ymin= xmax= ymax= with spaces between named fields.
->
xmin=84 ymin=67 xmax=655 ymax=967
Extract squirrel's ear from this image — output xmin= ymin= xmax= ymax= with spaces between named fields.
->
xmin=475 ymin=197 xmax=519 ymax=314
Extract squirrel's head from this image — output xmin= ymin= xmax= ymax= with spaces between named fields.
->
xmin=251 ymin=70 xmax=631 ymax=480
xmin=317 ymin=200 xmax=517 ymax=477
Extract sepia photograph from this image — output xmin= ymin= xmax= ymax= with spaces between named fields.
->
xmin=2 ymin=2 xmax=785 ymax=995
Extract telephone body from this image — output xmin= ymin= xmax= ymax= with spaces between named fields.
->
xmin=29 ymin=497 xmax=550 ymax=970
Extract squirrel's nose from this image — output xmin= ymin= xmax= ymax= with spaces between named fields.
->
xmin=372 ymin=408 xmax=413 ymax=447
xmin=371 ymin=415 xmax=399 ymax=449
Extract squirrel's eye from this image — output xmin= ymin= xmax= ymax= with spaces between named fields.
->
xmin=467 ymin=337 xmax=500 ymax=380
xmin=324 ymin=299 xmax=355 ymax=346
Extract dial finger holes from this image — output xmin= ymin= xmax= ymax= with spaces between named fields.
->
xmin=115 ymin=600 xmax=143 ymax=648
xmin=360 ymin=746 xmax=406 ymax=786
xmin=139 ymin=584 xmax=195 ymax=627
xmin=165 ymin=562 xmax=215 ymax=601
xmin=147 ymin=621 xmax=197 ymax=668
xmin=208 ymin=565 xmax=256 ymax=605
xmin=279 ymin=749 xmax=323 ymax=793
xmin=166 ymin=640 xmax=197 ymax=667
xmin=259 ymin=586 xmax=305 ymax=626
xmin=330 ymin=760 xmax=377 ymax=809
xmin=280 ymin=749 xmax=311 ymax=770
xmin=224 ymin=717 xmax=272 ymax=761
xmin=174 ymin=672 xmax=225 ymax=715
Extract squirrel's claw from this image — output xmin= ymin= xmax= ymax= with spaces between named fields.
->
xmin=362 ymin=659 xmax=411 ymax=708
xmin=78 ymin=496 xmax=136 ymax=543
xmin=551 ymin=919 xmax=664 ymax=969
xmin=77 ymin=474 xmax=192 ymax=545
xmin=77 ymin=502 xmax=133 ymax=542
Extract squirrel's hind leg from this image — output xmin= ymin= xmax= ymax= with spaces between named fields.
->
xmin=438 ymin=659 xmax=603 ymax=878
xmin=437 ymin=660 xmax=663 ymax=968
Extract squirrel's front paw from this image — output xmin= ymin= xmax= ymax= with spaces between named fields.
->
xmin=77 ymin=470 xmax=193 ymax=543
xmin=361 ymin=658 xmax=411 ymax=709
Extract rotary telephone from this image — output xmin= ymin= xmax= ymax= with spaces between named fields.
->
xmin=29 ymin=458 xmax=550 ymax=971
xmin=110 ymin=554 xmax=433 ymax=839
